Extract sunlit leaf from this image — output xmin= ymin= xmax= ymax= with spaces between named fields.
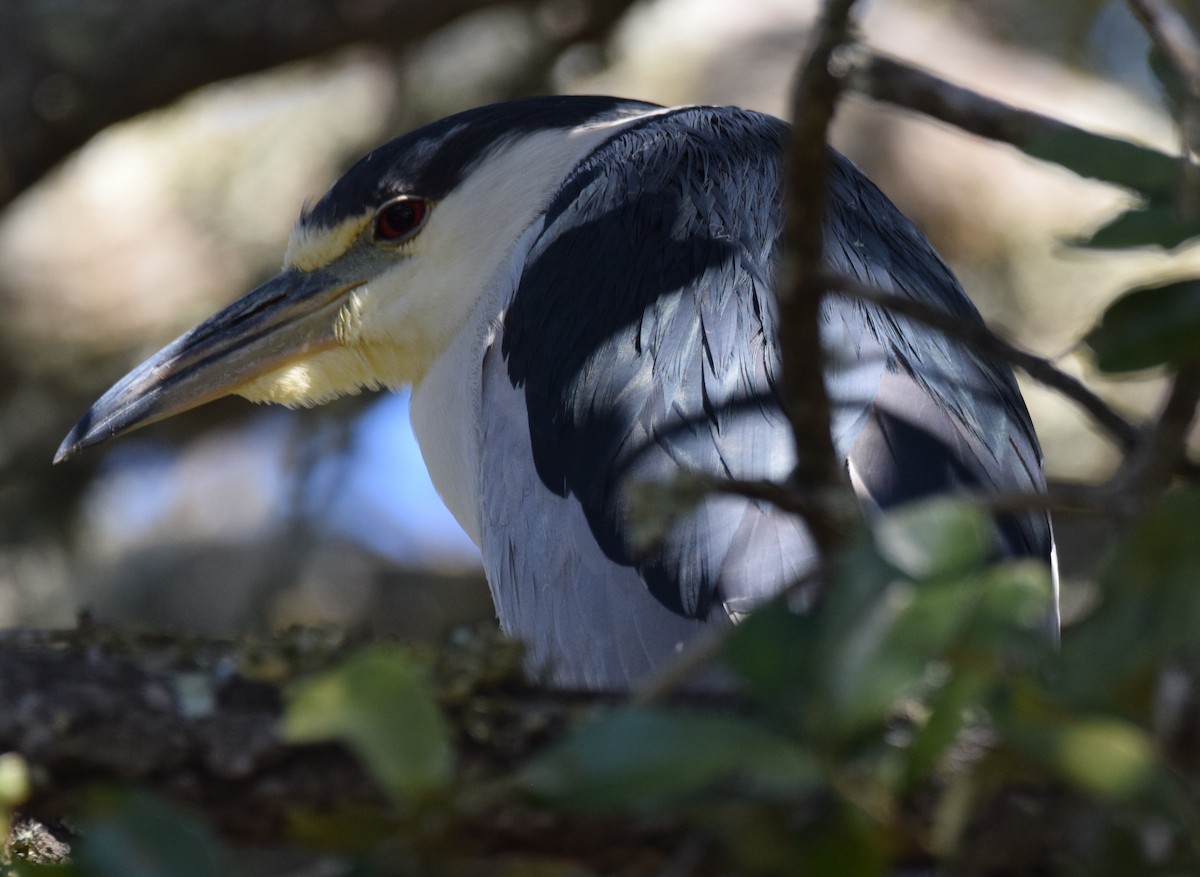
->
xmin=1085 ymin=279 xmax=1200 ymax=372
xmin=873 ymin=498 xmax=992 ymax=579
xmin=1080 ymin=204 xmax=1200 ymax=251
xmin=77 ymin=790 xmax=228 ymax=877
xmin=517 ymin=708 xmax=822 ymax=811
xmin=282 ymin=646 xmax=453 ymax=805
xmin=1050 ymin=718 xmax=1156 ymax=800
xmin=0 ymin=752 xmax=30 ymax=808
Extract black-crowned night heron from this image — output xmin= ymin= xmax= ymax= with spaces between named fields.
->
xmin=57 ymin=96 xmax=1056 ymax=689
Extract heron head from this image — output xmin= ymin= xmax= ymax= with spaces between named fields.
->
xmin=55 ymin=97 xmax=658 ymax=462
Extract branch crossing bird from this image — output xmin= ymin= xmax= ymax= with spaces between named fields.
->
xmin=57 ymin=96 xmax=1057 ymax=690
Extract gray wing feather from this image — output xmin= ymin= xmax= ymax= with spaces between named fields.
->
xmin=822 ymin=153 xmax=1050 ymax=556
xmin=478 ymin=342 xmax=731 ymax=689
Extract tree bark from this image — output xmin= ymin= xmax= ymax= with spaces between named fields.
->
xmin=0 ymin=0 xmax=638 ymax=210
xmin=0 ymin=629 xmax=381 ymax=841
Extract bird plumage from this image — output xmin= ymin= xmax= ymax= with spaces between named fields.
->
xmin=466 ymin=103 xmax=1051 ymax=687
xmin=59 ymin=96 xmax=1056 ymax=691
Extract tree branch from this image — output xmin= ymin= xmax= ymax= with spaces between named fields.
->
xmin=776 ymin=0 xmax=863 ymax=556
xmin=819 ymin=270 xmax=1144 ymax=453
xmin=842 ymin=48 xmax=1181 ymax=194
xmin=0 ymin=0 xmax=640 ymax=211
xmin=0 ymin=629 xmax=379 ymax=841
xmin=1111 ymin=358 xmax=1200 ymax=502
xmin=1127 ymin=0 xmax=1200 ymax=212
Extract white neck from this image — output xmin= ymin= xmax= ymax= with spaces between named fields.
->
xmin=408 ymin=106 xmax=676 ymax=544
xmin=408 ymin=218 xmax=543 ymax=543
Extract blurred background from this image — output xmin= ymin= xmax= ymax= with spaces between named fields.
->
xmin=0 ymin=0 xmax=1191 ymax=641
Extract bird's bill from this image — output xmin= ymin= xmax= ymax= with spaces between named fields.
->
xmin=55 ymin=268 xmax=362 ymax=463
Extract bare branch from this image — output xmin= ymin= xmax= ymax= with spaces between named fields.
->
xmin=820 ymin=271 xmax=1144 ymax=453
xmin=777 ymin=0 xmax=864 ymax=555
xmin=1127 ymin=0 xmax=1200 ymax=212
xmin=843 ymin=48 xmax=1179 ymax=193
xmin=1112 ymin=358 xmax=1200 ymax=501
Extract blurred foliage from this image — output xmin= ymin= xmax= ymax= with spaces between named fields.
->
xmin=1054 ymin=19 xmax=1200 ymax=382
xmin=11 ymin=490 xmax=1200 ymax=875
xmin=282 ymin=645 xmax=453 ymax=807
xmin=1085 ymin=278 xmax=1200 ymax=371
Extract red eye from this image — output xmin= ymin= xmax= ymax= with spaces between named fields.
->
xmin=374 ymin=197 xmax=428 ymax=242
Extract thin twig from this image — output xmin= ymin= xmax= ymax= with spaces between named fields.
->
xmin=1112 ymin=359 xmax=1200 ymax=501
xmin=820 ymin=270 xmax=1143 ymax=452
xmin=777 ymin=0 xmax=864 ymax=556
xmin=1127 ymin=0 xmax=1200 ymax=214
xmin=843 ymin=48 xmax=1180 ymax=195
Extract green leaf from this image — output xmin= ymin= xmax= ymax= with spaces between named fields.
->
xmin=1080 ymin=204 xmax=1200 ymax=251
xmin=282 ymin=646 xmax=453 ymax=805
xmin=0 ymin=752 xmax=30 ymax=808
xmin=1021 ymin=127 xmax=1179 ymax=199
xmin=1008 ymin=716 xmax=1158 ymax=801
xmin=873 ymin=498 xmax=993 ymax=579
xmin=1100 ymin=488 xmax=1200 ymax=607
xmin=1061 ymin=489 xmax=1200 ymax=708
xmin=820 ymin=573 xmax=979 ymax=738
xmin=820 ymin=557 xmax=1051 ymax=741
xmin=1084 ymin=279 xmax=1200 ymax=372
xmin=904 ymin=667 xmax=990 ymax=785
xmin=973 ymin=560 xmax=1058 ymax=641
xmin=792 ymin=802 xmax=889 ymax=877
xmin=1052 ymin=718 xmax=1156 ymax=799
xmin=722 ymin=601 xmax=819 ymax=710
xmin=6 ymin=862 xmax=75 ymax=877
xmin=517 ymin=708 xmax=822 ymax=811
xmin=76 ymin=790 xmax=228 ymax=877
xmin=727 ymin=513 xmax=1052 ymax=745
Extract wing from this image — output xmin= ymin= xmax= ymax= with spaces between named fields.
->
xmin=499 ymin=106 xmax=814 ymax=626
xmin=821 ymin=152 xmax=1052 ymax=562
xmin=488 ymin=107 xmax=1054 ymax=687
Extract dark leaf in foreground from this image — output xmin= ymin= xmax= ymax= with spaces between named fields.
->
xmin=516 ymin=708 xmax=821 ymax=811
xmin=282 ymin=646 xmax=453 ymax=805
xmin=1085 ymin=279 xmax=1200 ymax=372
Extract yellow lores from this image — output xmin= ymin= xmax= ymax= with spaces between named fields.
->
xmin=283 ymin=213 xmax=373 ymax=273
